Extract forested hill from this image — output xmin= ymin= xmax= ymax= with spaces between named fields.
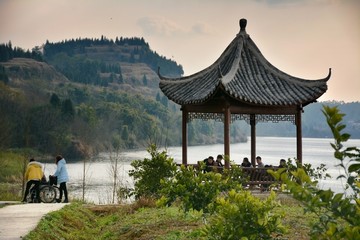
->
xmin=43 ymin=37 xmax=183 ymax=80
xmin=0 ymin=38 xmax=246 ymax=159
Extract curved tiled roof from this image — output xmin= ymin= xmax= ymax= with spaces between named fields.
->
xmin=159 ymin=19 xmax=330 ymax=106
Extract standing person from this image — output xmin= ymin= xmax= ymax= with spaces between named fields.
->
xmin=256 ymin=156 xmax=264 ymax=168
xmin=53 ymin=155 xmax=69 ymax=203
xmin=22 ymin=158 xmax=43 ymax=203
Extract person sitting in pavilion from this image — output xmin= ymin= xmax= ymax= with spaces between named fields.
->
xmin=203 ymin=156 xmax=215 ymax=172
xmin=214 ymin=154 xmax=224 ymax=173
xmin=241 ymin=157 xmax=252 ymax=167
xmin=256 ymin=156 xmax=265 ymax=168
xmin=215 ymin=155 xmax=224 ymax=167
xmin=278 ymin=159 xmax=287 ymax=168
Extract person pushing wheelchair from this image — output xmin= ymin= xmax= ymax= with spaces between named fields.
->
xmin=22 ymin=158 xmax=44 ymax=203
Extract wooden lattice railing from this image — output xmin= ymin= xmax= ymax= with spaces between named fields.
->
xmin=176 ymin=164 xmax=281 ymax=188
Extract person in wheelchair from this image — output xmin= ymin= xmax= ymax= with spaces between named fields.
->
xmin=22 ymin=158 xmax=44 ymax=203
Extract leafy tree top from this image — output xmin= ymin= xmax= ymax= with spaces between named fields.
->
xmin=0 ymin=42 xmax=43 ymax=62
xmin=43 ymin=36 xmax=183 ymax=77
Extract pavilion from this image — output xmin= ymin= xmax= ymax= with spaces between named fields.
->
xmin=158 ymin=18 xmax=330 ymax=168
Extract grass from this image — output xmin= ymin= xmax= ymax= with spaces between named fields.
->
xmin=273 ymin=201 xmax=316 ymax=239
xmin=0 ymin=151 xmax=26 ymax=201
xmin=0 ymin=151 xmax=25 ymax=182
xmin=24 ymin=201 xmax=203 ymax=240
xmin=24 ymin=194 xmax=316 ymax=240
xmin=0 ymin=149 xmax=53 ymax=201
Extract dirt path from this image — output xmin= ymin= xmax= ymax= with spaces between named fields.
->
xmin=0 ymin=202 xmax=67 ymax=240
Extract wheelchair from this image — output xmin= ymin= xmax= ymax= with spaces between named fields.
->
xmin=26 ymin=175 xmax=59 ymax=203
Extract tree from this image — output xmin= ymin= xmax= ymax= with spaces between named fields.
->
xmin=121 ymin=125 xmax=129 ymax=142
xmin=77 ymin=104 xmax=97 ymax=126
xmin=142 ymin=74 xmax=148 ymax=86
xmin=0 ymin=66 xmax=9 ymax=84
xmin=108 ymin=134 xmax=123 ymax=204
xmin=0 ymin=42 xmax=42 ymax=62
xmin=61 ymin=99 xmax=75 ymax=119
xmin=50 ymin=93 xmax=61 ymax=108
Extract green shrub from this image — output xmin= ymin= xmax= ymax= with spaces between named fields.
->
xmin=269 ymin=106 xmax=360 ymax=239
xmin=283 ymin=158 xmax=331 ymax=182
xmin=158 ymin=165 xmax=223 ymax=213
xmin=127 ymin=144 xmax=177 ymax=199
xmin=323 ymin=105 xmax=360 ymax=198
xmin=202 ymin=190 xmax=285 ymax=239
xmin=158 ymin=161 xmax=247 ymax=214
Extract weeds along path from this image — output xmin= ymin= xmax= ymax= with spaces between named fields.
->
xmin=0 ymin=202 xmax=68 ymax=240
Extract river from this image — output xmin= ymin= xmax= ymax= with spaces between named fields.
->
xmin=43 ymin=137 xmax=360 ymax=204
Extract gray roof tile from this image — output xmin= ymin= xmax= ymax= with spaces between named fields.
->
xmin=159 ymin=19 xmax=330 ymax=106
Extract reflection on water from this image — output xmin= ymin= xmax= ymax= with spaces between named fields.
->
xmin=43 ymin=137 xmax=360 ymax=204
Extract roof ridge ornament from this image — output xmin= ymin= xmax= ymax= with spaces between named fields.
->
xmin=325 ymin=68 xmax=332 ymax=81
xmin=239 ymin=18 xmax=247 ymax=32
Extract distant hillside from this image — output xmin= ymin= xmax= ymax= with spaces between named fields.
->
xmin=0 ymin=57 xmax=179 ymax=158
xmin=302 ymin=101 xmax=360 ymax=139
xmin=239 ymin=101 xmax=360 ymax=139
xmin=0 ymin=39 xmax=247 ymax=159
xmin=42 ymin=37 xmax=183 ymax=97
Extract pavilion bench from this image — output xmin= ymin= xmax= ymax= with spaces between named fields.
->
xmin=240 ymin=167 xmax=281 ymax=190
xmin=175 ymin=164 xmax=281 ymax=190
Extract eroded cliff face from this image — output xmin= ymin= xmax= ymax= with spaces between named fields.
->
xmin=65 ymin=139 xmax=94 ymax=159
xmin=2 ymin=58 xmax=69 ymax=83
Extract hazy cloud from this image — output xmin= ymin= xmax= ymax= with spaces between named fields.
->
xmin=137 ymin=16 xmax=186 ymax=36
xmin=255 ymin=0 xmax=345 ymax=6
xmin=255 ymin=0 xmax=304 ymax=6
xmin=137 ymin=16 xmax=213 ymax=37
xmin=191 ymin=23 xmax=213 ymax=35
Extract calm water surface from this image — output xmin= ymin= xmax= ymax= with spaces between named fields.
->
xmin=44 ymin=137 xmax=360 ymax=203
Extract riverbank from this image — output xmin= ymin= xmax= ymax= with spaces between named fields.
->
xmin=2 ymin=137 xmax=359 ymax=204
xmin=23 ymin=195 xmax=314 ymax=239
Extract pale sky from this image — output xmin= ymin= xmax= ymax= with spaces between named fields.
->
xmin=1 ymin=0 xmax=359 ymax=102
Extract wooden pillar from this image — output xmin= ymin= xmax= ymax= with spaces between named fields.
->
xmin=182 ymin=108 xmax=188 ymax=165
xmin=296 ymin=107 xmax=302 ymax=164
xmin=224 ymin=107 xmax=231 ymax=169
xmin=250 ymin=114 xmax=256 ymax=167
